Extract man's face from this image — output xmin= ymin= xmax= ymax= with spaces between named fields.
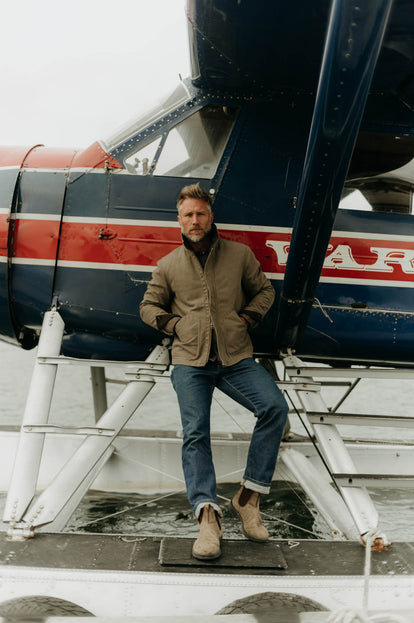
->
xmin=177 ymin=198 xmax=214 ymax=243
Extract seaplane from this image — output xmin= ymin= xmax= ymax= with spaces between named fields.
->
xmin=0 ymin=0 xmax=413 ymax=619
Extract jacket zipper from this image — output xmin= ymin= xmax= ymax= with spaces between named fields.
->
xmin=204 ymin=246 xmax=224 ymax=364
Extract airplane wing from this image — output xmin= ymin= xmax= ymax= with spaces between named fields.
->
xmin=187 ymin=0 xmax=328 ymax=94
xmin=187 ymin=0 xmax=412 ymax=101
xmin=187 ymin=0 xmax=414 ymax=349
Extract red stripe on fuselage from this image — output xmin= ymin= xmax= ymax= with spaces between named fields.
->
xmin=321 ymin=234 xmax=414 ymax=281
xmin=0 ymin=213 xmax=8 ymax=254
xmin=9 ymin=218 xmax=414 ymax=283
xmin=55 ymin=223 xmax=291 ymax=269
xmin=58 ymin=222 xmax=182 ymax=266
xmin=10 ymin=218 xmax=60 ymax=260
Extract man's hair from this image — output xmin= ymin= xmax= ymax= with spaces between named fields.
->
xmin=176 ymin=183 xmax=212 ymax=212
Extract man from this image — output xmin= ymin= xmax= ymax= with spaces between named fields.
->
xmin=140 ymin=183 xmax=288 ymax=560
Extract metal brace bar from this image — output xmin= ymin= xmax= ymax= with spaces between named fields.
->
xmin=308 ymin=412 xmax=414 ymax=428
xmin=286 ymin=366 xmax=414 ymax=380
xmin=22 ymin=425 xmax=116 ymax=436
xmin=277 ymin=381 xmax=320 ymax=392
xmin=334 ymin=474 xmax=414 ymax=488
xmin=37 ymin=356 xmax=169 ymax=373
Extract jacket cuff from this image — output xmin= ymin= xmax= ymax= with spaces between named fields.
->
xmin=240 ymin=310 xmax=262 ymax=329
xmin=156 ymin=314 xmax=181 ymax=335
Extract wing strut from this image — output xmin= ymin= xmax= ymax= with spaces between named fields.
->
xmin=276 ymin=0 xmax=394 ymax=349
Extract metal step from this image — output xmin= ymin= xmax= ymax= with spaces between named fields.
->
xmin=308 ymin=412 xmax=414 ymax=428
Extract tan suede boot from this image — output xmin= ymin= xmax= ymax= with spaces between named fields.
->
xmin=231 ymin=486 xmax=269 ymax=542
xmin=192 ymin=505 xmax=223 ymax=560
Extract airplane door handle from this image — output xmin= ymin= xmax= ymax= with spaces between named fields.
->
xmin=98 ymin=228 xmax=117 ymax=240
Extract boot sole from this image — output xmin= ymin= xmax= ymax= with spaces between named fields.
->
xmin=192 ymin=534 xmax=223 ymax=560
xmin=230 ymin=500 xmax=269 ymax=543
xmin=192 ymin=547 xmax=221 ymax=560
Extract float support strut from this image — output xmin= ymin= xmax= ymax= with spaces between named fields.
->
xmin=284 ymin=353 xmax=390 ymax=546
xmin=4 ymin=309 xmax=64 ymax=527
xmin=4 ymin=307 xmax=170 ymax=539
xmin=91 ymin=366 xmax=108 ymax=421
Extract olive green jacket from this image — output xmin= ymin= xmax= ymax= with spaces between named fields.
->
xmin=139 ymin=227 xmax=275 ymax=367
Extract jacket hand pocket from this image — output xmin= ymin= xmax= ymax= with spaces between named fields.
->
xmin=174 ymin=315 xmax=198 ymax=346
xmin=225 ymin=311 xmax=251 ymax=356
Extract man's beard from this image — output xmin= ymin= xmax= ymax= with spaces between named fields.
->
xmin=182 ymin=224 xmax=211 ymax=243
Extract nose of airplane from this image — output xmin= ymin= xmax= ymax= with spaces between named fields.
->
xmin=0 ymin=145 xmax=60 ymax=349
xmin=0 ymin=141 xmax=123 ymax=350
xmin=0 ymin=146 xmax=36 ymax=346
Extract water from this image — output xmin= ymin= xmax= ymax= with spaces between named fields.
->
xmin=65 ymin=483 xmax=317 ymax=540
xmin=1 ymin=341 xmax=413 ymax=541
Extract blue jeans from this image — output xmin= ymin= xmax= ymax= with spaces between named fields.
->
xmin=171 ymin=357 xmax=288 ymax=516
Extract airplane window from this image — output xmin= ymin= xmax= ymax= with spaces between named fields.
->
xmin=154 ymin=106 xmax=237 ymax=179
xmin=121 ymin=105 xmax=237 ymax=179
xmin=102 ymin=83 xmax=190 ymax=151
xmin=340 ymin=180 xmax=413 ymax=214
xmin=340 ymin=133 xmax=414 ymax=214
xmin=124 ymin=136 xmax=162 ymax=175
xmin=339 ymin=189 xmax=372 ymax=211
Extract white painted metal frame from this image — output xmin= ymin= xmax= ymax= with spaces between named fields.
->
xmin=3 ymin=308 xmax=413 ymax=545
xmin=3 ymin=309 xmax=170 ymax=539
xmin=280 ymin=353 xmax=414 ymax=544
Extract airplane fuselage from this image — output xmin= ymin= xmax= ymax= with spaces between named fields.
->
xmin=1 ymin=85 xmax=413 ymax=365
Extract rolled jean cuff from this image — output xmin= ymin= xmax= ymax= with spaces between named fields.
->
xmin=242 ymin=479 xmax=270 ymax=495
xmin=194 ymin=502 xmax=222 ymax=519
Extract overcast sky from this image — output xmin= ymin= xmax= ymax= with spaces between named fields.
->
xmin=0 ymin=0 xmax=190 ymax=148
